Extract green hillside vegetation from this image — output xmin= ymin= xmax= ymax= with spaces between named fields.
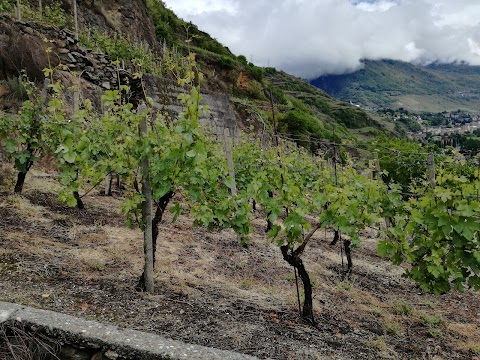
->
xmin=146 ymin=0 xmax=233 ymax=59
xmin=264 ymin=70 xmax=386 ymax=149
xmin=312 ymin=60 xmax=480 ymax=113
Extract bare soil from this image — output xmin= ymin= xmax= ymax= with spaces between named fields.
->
xmin=0 ymin=169 xmax=479 ymax=360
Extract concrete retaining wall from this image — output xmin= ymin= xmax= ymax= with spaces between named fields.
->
xmin=0 ymin=302 xmax=258 ymax=360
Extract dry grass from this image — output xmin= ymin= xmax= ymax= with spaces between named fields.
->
xmin=1 ymin=194 xmax=51 ymax=224
xmin=0 ymin=162 xmax=15 ymax=192
xmin=22 ymin=168 xmax=60 ymax=194
xmin=447 ymin=323 xmax=480 ymax=353
xmin=1 ymin=168 xmax=480 ymax=359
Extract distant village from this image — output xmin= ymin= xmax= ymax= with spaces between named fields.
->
xmin=419 ymin=111 xmax=480 ymax=136
xmin=375 ymin=107 xmax=480 ymax=152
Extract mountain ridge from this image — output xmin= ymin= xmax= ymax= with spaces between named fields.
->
xmin=311 ymin=59 xmax=480 ymax=113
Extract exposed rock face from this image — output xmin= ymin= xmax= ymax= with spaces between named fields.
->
xmin=0 ymin=15 xmax=238 ymax=137
xmin=0 ymin=15 xmax=59 ymax=80
xmin=59 ymin=0 xmax=159 ymax=51
xmin=236 ymin=70 xmax=251 ymax=91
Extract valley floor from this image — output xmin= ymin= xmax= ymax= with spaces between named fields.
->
xmin=0 ymin=167 xmax=479 ymax=360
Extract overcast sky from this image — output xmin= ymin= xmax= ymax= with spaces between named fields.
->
xmin=162 ymin=0 xmax=480 ymax=79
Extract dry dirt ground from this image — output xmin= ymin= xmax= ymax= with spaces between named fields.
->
xmin=0 ymin=167 xmax=480 ymax=360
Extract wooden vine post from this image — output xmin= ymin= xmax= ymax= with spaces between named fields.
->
xmin=104 ymin=173 xmax=113 ymax=196
xmin=223 ymin=128 xmax=237 ymax=195
xmin=73 ymin=87 xmax=79 ymax=113
xmin=72 ymin=0 xmax=79 ymax=41
xmin=373 ymin=152 xmax=381 ymax=180
xmin=71 ymin=87 xmax=84 ymax=209
xmin=38 ymin=0 xmax=42 ymax=18
xmin=427 ymin=153 xmax=435 ymax=187
xmin=224 ymin=127 xmax=243 ymax=244
xmin=103 ymin=80 xmax=112 ymax=196
xmin=138 ymin=103 xmax=154 ymax=293
xmin=374 ymin=151 xmax=389 ymax=229
xmin=15 ymin=0 xmax=21 ymax=21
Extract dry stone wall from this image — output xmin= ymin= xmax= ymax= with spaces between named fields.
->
xmin=0 ymin=15 xmax=239 ymax=138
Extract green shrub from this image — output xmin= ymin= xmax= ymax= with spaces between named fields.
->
xmin=279 ymin=108 xmax=328 ymax=153
xmin=372 ymin=137 xmax=437 ymax=190
xmin=146 ymin=0 xmax=182 ymax=44
xmin=331 ymin=106 xmax=376 ymax=128
xmin=247 ymin=64 xmax=264 ymax=82
xmin=420 ymin=314 xmax=445 ymax=327
xmin=0 ymin=0 xmax=12 ymax=13
xmin=237 ymin=55 xmax=248 ymax=66
xmin=398 ymin=116 xmax=421 ymax=132
xmin=195 ymin=36 xmax=231 ymax=57
xmin=384 ymin=320 xmax=401 ymax=336
xmin=79 ymin=30 xmax=156 ymax=73
xmin=217 ymin=55 xmax=235 ymax=70
xmin=270 ymin=86 xmax=288 ymax=105
xmin=15 ymin=0 xmax=67 ymax=28
xmin=243 ymin=79 xmax=266 ymax=100
xmin=6 ymin=74 xmax=28 ymax=100
xmin=394 ymin=121 xmax=407 ymax=137
xmin=264 ymin=67 xmax=277 ymax=75
xmin=391 ymin=300 xmax=413 ymax=316
xmin=43 ymin=1 xmax=67 ymax=28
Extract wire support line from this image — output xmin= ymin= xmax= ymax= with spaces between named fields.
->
xmin=274 ymin=133 xmax=442 ymax=156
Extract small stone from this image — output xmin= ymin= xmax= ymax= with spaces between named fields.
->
xmin=84 ymin=72 xmax=98 ymax=81
xmin=104 ymin=350 xmax=119 ymax=359
xmin=67 ymin=53 xmax=77 ymax=63
xmin=57 ymin=48 xmax=70 ymax=54
xmin=71 ymin=51 xmax=88 ymax=61
xmin=23 ymin=27 xmax=34 ymax=35
xmin=58 ymin=345 xmax=92 ymax=360
xmin=55 ymin=39 xmax=67 ymax=48
xmin=0 ymin=310 xmax=11 ymax=323
xmin=101 ymin=82 xmax=111 ymax=90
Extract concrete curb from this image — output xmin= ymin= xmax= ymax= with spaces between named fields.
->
xmin=0 ymin=302 xmax=259 ymax=360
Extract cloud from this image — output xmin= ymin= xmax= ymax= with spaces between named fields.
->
xmin=354 ymin=0 xmax=398 ymax=12
xmin=163 ymin=0 xmax=480 ymax=79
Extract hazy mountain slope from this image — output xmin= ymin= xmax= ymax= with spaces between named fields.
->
xmin=311 ymin=60 xmax=480 ymax=113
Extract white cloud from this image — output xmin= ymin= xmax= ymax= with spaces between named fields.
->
xmin=164 ymin=0 xmax=237 ymax=15
xmin=355 ymin=0 xmax=398 ymax=12
xmin=163 ymin=0 xmax=480 ymax=78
